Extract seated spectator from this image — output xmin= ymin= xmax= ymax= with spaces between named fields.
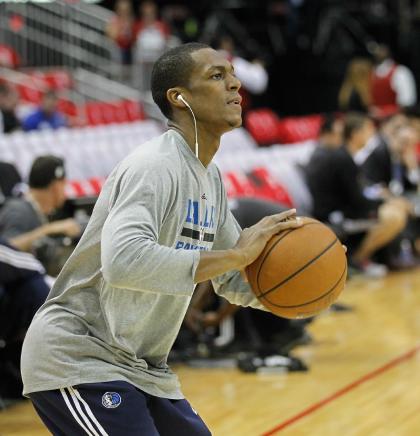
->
xmin=0 ymin=156 xmax=81 ymax=265
xmin=22 ymin=91 xmax=67 ymax=132
xmin=0 ymin=238 xmax=50 ymax=401
xmin=338 ymin=58 xmax=372 ymax=113
xmin=0 ymin=83 xmax=21 ymax=134
xmin=305 ymin=112 xmax=410 ymax=277
xmin=360 ymin=114 xmax=419 ymax=196
xmin=370 ymin=43 xmax=417 ymax=115
xmin=106 ymin=0 xmax=136 ymax=66
xmin=358 ymin=113 xmax=420 ymax=265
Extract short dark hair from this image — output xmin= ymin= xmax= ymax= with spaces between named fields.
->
xmin=151 ymin=43 xmax=210 ymax=119
xmin=29 ymin=155 xmax=65 ymax=189
xmin=319 ymin=114 xmax=337 ymax=136
xmin=343 ymin=112 xmax=369 ymax=141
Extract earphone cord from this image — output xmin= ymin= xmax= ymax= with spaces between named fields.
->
xmin=185 ymin=103 xmax=199 ymax=159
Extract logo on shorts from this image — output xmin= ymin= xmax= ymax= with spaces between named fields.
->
xmin=102 ymin=392 xmax=122 ymax=409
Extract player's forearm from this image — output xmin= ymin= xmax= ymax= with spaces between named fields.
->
xmin=194 ymin=249 xmax=246 ymax=283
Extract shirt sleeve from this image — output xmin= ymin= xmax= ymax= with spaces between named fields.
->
xmin=100 ymin=161 xmax=200 ymax=296
xmin=392 ymin=66 xmax=417 ymax=107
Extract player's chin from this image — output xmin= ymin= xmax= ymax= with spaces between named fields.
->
xmin=226 ymin=113 xmax=242 ymax=129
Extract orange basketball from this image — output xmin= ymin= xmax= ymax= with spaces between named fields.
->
xmin=246 ymin=217 xmax=347 ymax=319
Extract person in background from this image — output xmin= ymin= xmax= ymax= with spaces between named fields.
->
xmin=134 ymin=1 xmax=170 ymax=58
xmin=338 ymin=58 xmax=373 ymax=113
xmin=359 ymin=114 xmax=419 ymax=196
xmin=306 ymin=112 xmax=410 ymax=277
xmin=106 ymin=0 xmax=136 ymax=66
xmin=0 ymin=156 xmax=81 ymax=257
xmin=134 ymin=0 xmax=170 ymax=92
xmin=0 ymin=83 xmax=21 ymax=134
xmin=370 ymin=43 xmax=417 ymax=115
xmin=358 ymin=113 xmax=420 ymax=267
xmin=22 ymin=91 xmax=67 ymax=132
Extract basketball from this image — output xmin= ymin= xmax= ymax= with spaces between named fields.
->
xmin=246 ymin=217 xmax=347 ymax=319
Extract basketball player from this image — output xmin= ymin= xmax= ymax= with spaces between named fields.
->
xmin=20 ymin=43 xmax=301 ymax=435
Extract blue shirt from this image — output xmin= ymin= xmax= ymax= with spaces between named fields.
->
xmin=23 ymin=109 xmax=66 ymax=131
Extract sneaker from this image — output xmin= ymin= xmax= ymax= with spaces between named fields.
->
xmin=350 ymin=259 xmax=388 ymax=279
xmin=237 ymin=353 xmax=308 ymax=373
xmin=330 ymin=303 xmax=354 ymax=312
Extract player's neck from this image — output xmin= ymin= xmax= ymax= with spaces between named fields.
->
xmin=168 ymin=121 xmax=221 ymax=168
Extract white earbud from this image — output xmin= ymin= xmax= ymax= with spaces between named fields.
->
xmin=177 ymin=94 xmax=199 ymax=159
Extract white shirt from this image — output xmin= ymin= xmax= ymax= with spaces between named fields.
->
xmin=375 ymin=59 xmax=417 ymax=107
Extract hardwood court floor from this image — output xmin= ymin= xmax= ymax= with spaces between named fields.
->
xmin=1 ymin=269 xmax=419 ymax=436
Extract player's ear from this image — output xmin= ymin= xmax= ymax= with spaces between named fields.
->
xmin=167 ymin=88 xmax=186 ymax=109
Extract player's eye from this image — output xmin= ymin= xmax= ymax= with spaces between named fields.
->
xmin=211 ymin=73 xmax=223 ymax=80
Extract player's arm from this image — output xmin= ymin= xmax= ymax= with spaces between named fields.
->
xmin=194 ymin=209 xmax=301 ymax=283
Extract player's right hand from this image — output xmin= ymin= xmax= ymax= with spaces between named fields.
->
xmin=233 ymin=208 xmax=302 ymax=269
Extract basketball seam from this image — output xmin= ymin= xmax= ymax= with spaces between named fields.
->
xmin=255 ymin=222 xmax=320 ymax=296
xmin=255 ymin=229 xmax=293 ymax=296
xmin=259 ymin=263 xmax=347 ymax=309
xmin=257 ymin=237 xmax=339 ymax=299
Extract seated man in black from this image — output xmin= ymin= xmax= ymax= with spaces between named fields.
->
xmin=306 ymin=112 xmax=410 ymax=277
xmin=359 ymin=113 xmax=419 ymax=195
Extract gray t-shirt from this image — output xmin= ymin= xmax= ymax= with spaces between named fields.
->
xmin=21 ymin=130 xmax=264 ymax=399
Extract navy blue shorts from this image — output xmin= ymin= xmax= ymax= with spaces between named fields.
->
xmin=29 ymin=381 xmax=211 ymax=435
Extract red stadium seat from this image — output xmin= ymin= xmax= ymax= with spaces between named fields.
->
xmin=29 ymin=70 xmax=73 ymax=90
xmin=57 ymin=99 xmax=77 ymax=117
xmin=123 ymin=100 xmax=145 ymax=121
xmin=83 ymin=100 xmax=144 ymax=126
xmin=245 ymin=108 xmax=280 ymax=145
xmin=223 ymin=167 xmax=294 ymax=207
xmin=16 ymin=83 xmax=42 ymax=104
xmin=277 ymin=114 xmax=322 ymax=144
xmin=85 ymin=102 xmax=104 ymax=126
